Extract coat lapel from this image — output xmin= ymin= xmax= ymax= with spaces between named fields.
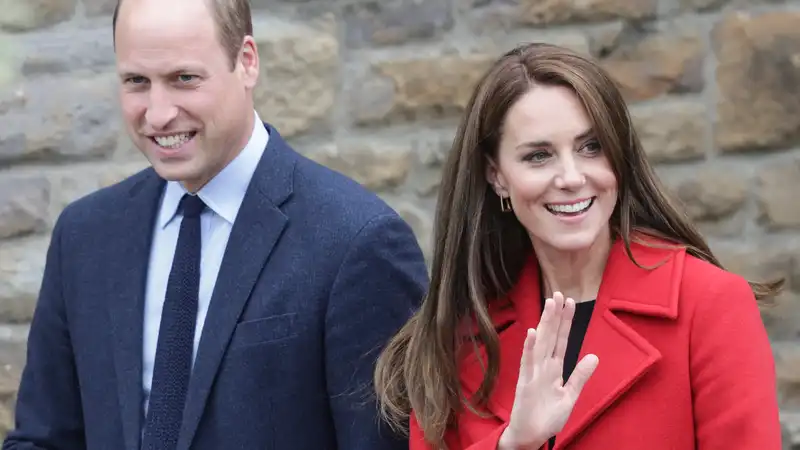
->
xmin=458 ymin=320 xmax=525 ymax=423
xmin=458 ymin=258 xmax=543 ymax=423
xmin=553 ymin=238 xmax=683 ymax=448
xmin=457 ymin=237 xmax=684 ymax=448
xmin=176 ymin=124 xmax=296 ymax=450
xmin=107 ymin=169 xmax=165 ymax=450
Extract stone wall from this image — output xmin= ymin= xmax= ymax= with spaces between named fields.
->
xmin=1 ymin=0 xmax=800 ymax=445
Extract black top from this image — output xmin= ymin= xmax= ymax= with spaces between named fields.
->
xmin=539 ymin=274 xmax=595 ymax=449
xmin=560 ymin=300 xmax=595 ymax=382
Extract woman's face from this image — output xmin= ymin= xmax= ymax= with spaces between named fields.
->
xmin=487 ymin=84 xmax=618 ymax=253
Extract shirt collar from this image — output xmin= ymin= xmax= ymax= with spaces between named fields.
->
xmin=157 ymin=109 xmax=269 ymax=228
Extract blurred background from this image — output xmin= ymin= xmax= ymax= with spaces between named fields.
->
xmin=1 ymin=0 xmax=799 ymax=446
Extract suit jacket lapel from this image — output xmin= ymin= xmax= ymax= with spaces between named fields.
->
xmin=107 ymin=170 xmax=165 ymax=450
xmin=176 ymin=124 xmax=296 ymax=450
xmin=457 ymin=237 xmax=683 ymax=448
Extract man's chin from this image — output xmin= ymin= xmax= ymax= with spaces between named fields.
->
xmin=149 ymin=161 xmax=199 ymax=183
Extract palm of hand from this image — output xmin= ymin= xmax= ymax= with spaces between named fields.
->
xmin=504 ymin=292 xmax=599 ymax=448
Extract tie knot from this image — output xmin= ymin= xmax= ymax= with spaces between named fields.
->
xmin=180 ymin=194 xmax=206 ymax=218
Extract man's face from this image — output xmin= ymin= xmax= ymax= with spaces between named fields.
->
xmin=114 ymin=0 xmax=259 ymax=192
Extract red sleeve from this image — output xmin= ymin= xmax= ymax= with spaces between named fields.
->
xmin=689 ymin=273 xmax=782 ymax=448
xmin=409 ymin=411 xmax=434 ymax=450
xmin=410 ymin=409 xmax=517 ymax=450
xmin=459 ymin=425 xmax=507 ymax=450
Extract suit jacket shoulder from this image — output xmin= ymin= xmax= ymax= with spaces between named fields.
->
xmin=56 ymin=167 xmax=159 ymax=230
xmin=285 ymin=144 xmax=405 ymax=234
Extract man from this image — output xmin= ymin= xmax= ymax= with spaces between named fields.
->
xmin=2 ymin=0 xmax=428 ymax=449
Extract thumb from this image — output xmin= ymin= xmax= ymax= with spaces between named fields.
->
xmin=564 ymin=354 xmax=599 ymax=399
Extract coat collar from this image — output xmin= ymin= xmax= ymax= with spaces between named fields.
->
xmin=458 ymin=235 xmax=686 ymax=447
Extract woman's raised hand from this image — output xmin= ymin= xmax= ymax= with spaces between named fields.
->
xmin=498 ymin=292 xmax=599 ymax=450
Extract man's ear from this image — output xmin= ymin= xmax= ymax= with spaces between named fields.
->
xmin=238 ymin=36 xmax=260 ymax=90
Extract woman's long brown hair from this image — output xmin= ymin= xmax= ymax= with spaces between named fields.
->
xmin=373 ymin=42 xmax=783 ymax=449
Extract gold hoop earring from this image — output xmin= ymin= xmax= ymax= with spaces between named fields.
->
xmin=500 ymin=196 xmax=512 ymax=212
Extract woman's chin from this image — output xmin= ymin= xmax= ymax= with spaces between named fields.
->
xmin=531 ymin=228 xmax=610 ymax=254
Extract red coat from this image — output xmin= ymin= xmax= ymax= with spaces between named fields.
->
xmin=410 ymin=238 xmax=782 ymax=449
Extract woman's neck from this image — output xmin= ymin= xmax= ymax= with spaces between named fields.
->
xmin=533 ymin=231 xmax=612 ymax=303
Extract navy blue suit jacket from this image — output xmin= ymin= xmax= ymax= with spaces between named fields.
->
xmin=3 ymin=124 xmax=429 ymax=450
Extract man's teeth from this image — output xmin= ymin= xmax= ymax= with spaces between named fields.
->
xmin=546 ymin=198 xmax=593 ymax=214
xmin=154 ymin=133 xmax=193 ymax=148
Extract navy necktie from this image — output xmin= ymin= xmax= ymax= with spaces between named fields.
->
xmin=142 ymin=194 xmax=206 ymax=450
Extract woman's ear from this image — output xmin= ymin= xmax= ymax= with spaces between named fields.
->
xmin=485 ymin=157 xmax=509 ymax=197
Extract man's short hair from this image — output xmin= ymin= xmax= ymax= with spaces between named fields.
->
xmin=112 ymin=0 xmax=254 ymax=70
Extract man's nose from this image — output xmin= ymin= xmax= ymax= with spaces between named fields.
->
xmin=144 ymin=86 xmax=179 ymax=130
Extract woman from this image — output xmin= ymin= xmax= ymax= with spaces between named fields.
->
xmin=373 ymin=42 xmax=784 ymax=449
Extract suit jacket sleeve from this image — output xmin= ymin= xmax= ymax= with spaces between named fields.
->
xmin=689 ymin=273 xmax=782 ymax=448
xmin=325 ymin=212 xmax=429 ymax=449
xmin=3 ymin=214 xmax=86 ymax=450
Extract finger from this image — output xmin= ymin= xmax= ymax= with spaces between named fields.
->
xmin=519 ymin=328 xmax=536 ymax=383
xmin=532 ymin=296 xmax=556 ymax=362
xmin=535 ymin=292 xmax=564 ymax=362
xmin=553 ymin=297 xmax=576 ymax=361
xmin=564 ymin=354 xmax=599 ymax=400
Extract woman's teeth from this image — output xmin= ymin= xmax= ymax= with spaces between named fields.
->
xmin=546 ymin=198 xmax=594 ymax=215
